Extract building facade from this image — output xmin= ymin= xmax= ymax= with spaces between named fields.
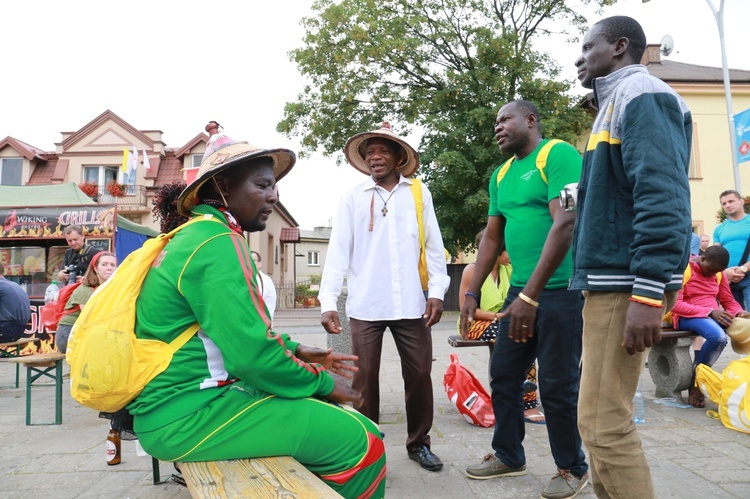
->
xmin=642 ymin=46 xmax=750 ymax=238
xmin=0 ymin=109 xmax=300 ymax=290
xmin=296 ymin=226 xmax=331 ymax=281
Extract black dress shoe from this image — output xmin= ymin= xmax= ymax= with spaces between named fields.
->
xmin=408 ymin=445 xmax=443 ymax=471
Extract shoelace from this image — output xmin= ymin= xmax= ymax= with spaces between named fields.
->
xmin=553 ymin=469 xmax=578 ymax=485
xmin=481 ymin=453 xmax=497 ymax=463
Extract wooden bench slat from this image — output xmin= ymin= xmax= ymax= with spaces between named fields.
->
xmin=9 ymin=352 xmax=66 ymax=366
xmin=657 ymin=329 xmax=696 ymax=345
xmin=0 ymin=337 xmax=38 ymax=348
xmin=447 ymin=335 xmax=490 ymax=348
xmin=180 ymin=456 xmax=343 ymax=499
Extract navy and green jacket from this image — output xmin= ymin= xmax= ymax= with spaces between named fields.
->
xmin=570 ymin=65 xmax=693 ymax=300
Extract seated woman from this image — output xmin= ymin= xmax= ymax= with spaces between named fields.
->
xmin=671 ymin=245 xmax=746 ymax=408
xmin=55 ymin=251 xmax=116 ymax=353
xmin=458 ymin=228 xmax=545 ymax=424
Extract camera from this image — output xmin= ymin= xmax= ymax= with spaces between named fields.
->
xmin=559 ymin=183 xmax=579 ymax=212
xmin=63 ymin=264 xmax=80 ymax=282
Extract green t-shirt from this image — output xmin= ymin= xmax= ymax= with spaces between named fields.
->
xmin=488 ymin=139 xmax=582 ymax=289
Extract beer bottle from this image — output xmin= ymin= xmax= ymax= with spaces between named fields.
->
xmin=106 ymin=428 xmax=121 ymax=465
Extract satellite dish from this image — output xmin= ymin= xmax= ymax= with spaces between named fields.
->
xmin=660 ymin=35 xmax=674 ymax=57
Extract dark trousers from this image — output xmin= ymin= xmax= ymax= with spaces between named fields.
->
xmin=490 ymin=286 xmax=588 ymax=478
xmin=0 ymin=321 xmax=26 ymax=343
xmin=349 ymin=317 xmax=434 ymax=452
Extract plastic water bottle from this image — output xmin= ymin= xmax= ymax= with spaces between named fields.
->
xmin=44 ymin=280 xmax=59 ymax=304
xmin=633 ymin=378 xmax=646 ymax=424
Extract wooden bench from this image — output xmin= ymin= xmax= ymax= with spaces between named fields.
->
xmin=447 ymin=334 xmax=492 ymax=349
xmin=9 ymin=352 xmax=66 ymax=425
xmin=647 ymin=328 xmax=698 ymax=401
xmin=0 ymin=337 xmax=40 ymax=388
xmin=452 ymin=328 xmax=699 ymax=401
xmin=179 ymin=456 xmax=342 ymax=498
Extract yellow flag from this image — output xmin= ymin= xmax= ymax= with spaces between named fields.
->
xmin=121 ymin=148 xmax=130 ymax=173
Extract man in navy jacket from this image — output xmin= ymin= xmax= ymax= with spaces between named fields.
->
xmin=572 ymin=15 xmax=692 ymax=499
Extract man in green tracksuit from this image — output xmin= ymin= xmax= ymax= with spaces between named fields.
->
xmin=129 ymin=124 xmax=386 ymax=499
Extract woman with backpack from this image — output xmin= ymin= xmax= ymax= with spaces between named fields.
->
xmin=55 ymin=251 xmax=116 ymax=353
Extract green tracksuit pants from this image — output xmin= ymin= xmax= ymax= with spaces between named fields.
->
xmin=137 ymin=385 xmax=387 ymax=499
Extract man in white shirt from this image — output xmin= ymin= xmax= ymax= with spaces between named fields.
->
xmin=251 ymin=250 xmax=276 ymax=319
xmin=319 ymin=122 xmax=450 ymax=472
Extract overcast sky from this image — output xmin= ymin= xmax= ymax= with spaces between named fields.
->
xmin=3 ymin=0 xmax=749 ymax=229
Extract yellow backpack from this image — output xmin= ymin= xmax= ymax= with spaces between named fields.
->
xmin=495 ymin=139 xmax=564 ymax=186
xmin=695 ymin=357 xmax=750 ymax=434
xmin=67 ymin=214 xmax=229 ymax=412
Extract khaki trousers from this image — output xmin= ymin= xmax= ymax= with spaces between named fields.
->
xmin=578 ymin=291 xmax=676 ymax=499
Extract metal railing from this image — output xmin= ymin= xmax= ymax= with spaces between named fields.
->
xmin=84 ymin=185 xmax=148 ymax=207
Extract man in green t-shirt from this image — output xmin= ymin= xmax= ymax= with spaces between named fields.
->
xmin=461 ymin=100 xmax=589 ymax=499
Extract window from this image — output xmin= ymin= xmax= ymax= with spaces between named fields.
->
xmin=307 ymin=251 xmax=320 ymax=266
xmin=0 ymin=157 xmax=23 ymax=185
xmin=83 ymin=166 xmax=118 ymax=186
xmin=192 ymin=154 xmax=203 ymax=168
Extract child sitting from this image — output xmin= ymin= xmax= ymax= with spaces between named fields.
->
xmin=670 ymin=245 xmax=747 ymax=407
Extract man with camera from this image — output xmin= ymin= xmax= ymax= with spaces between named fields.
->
xmin=461 ymin=99 xmax=588 ymax=499
xmin=57 ymin=225 xmax=100 ymax=286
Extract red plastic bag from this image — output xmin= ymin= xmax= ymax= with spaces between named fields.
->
xmin=443 ymin=353 xmax=495 ymax=428
xmin=39 ymin=282 xmax=81 ymax=332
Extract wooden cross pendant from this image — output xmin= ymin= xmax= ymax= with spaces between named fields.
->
xmin=382 ymin=207 xmax=388 ymax=216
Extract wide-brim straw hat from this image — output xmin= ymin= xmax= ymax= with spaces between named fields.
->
xmin=177 ymin=122 xmax=295 ymax=217
xmin=344 ymin=121 xmax=419 ymax=178
xmin=726 ymin=317 xmax=750 ymax=355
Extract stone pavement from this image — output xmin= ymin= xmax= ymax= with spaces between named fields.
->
xmin=1 ymin=310 xmax=749 ymax=498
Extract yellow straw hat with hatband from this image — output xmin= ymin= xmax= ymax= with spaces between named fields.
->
xmin=344 ymin=121 xmax=419 ymax=178
xmin=177 ymin=121 xmax=296 ymax=217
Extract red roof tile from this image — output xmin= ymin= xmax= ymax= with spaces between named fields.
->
xmin=28 ymin=159 xmax=57 ymax=184
xmin=280 ymin=227 xmax=301 ymax=243
xmin=154 ymin=151 xmax=184 ymax=186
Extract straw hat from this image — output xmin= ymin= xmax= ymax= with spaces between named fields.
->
xmin=344 ymin=121 xmax=419 ymax=178
xmin=177 ymin=122 xmax=296 ymax=216
xmin=726 ymin=317 xmax=750 ymax=355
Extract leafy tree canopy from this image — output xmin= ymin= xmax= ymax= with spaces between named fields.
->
xmin=278 ymin=0 xmax=618 ymax=253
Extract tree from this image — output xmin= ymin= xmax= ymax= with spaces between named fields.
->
xmin=278 ymin=0 xmax=618 ymax=253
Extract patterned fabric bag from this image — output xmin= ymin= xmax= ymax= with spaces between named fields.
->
xmin=466 ymin=320 xmax=499 ymax=342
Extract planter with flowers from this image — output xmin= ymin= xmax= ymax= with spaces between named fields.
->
xmin=106 ymin=180 xmax=129 ymax=197
xmin=78 ymin=182 xmax=99 ymax=200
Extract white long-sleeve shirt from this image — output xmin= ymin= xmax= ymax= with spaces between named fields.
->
xmin=319 ymin=174 xmax=450 ymax=321
xmin=256 ymin=270 xmax=276 ymax=319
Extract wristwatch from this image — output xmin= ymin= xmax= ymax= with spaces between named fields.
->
xmin=741 ymin=266 xmax=748 ymax=273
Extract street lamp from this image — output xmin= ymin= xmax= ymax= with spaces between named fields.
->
xmin=643 ymin=0 xmax=741 ymax=193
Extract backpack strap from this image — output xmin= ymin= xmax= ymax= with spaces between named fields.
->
xmin=409 ymin=179 xmax=429 ymax=291
xmin=682 ymin=264 xmax=722 ymax=286
xmin=168 ymin=323 xmax=201 ymax=354
xmin=496 ymin=139 xmax=564 ymax=187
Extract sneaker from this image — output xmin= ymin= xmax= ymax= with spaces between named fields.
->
xmin=541 ymin=469 xmax=589 ymax=499
xmin=465 ymin=453 xmax=527 ymax=480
